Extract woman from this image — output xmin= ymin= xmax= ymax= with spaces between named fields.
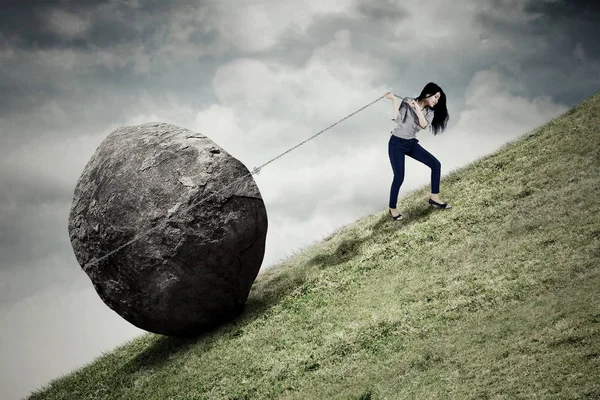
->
xmin=384 ymin=82 xmax=450 ymax=221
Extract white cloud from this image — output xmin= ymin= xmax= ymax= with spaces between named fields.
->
xmin=212 ymin=58 xmax=278 ymax=108
xmin=218 ymin=3 xmax=281 ymax=53
xmin=44 ymin=9 xmax=92 ymax=39
xmin=462 ymin=68 xmax=567 ymax=135
xmin=433 ymin=67 xmax=569 ymax=170
xmin=195 ymin=28 xmax=401 ymax=268
xmin=208 ymin=29 xmax=392 ymax=146
xmin=193 ymin=104 xmax=242 ymax=143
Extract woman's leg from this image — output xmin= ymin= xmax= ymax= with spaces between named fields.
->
xmin=406 ymin=142 xmax=441 ymax=196
xmin=388 ymin=139 xmax=407 ymax=210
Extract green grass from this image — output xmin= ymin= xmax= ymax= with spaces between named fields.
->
xmin=28 ymin=92 xmax=600 ymax=399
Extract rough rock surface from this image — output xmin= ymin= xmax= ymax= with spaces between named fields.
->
xmin=68 ymin=122 xmax=268 ymax=336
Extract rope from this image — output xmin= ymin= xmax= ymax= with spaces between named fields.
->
xmin=251 ymin=94 xmax=387 ymax=175
xmin=83 ymin=93 xmax=389 ymax=269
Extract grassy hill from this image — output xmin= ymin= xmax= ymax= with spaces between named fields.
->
xmin=28 ymin=92 xmax=600 ymax=399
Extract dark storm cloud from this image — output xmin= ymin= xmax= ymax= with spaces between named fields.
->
xmin=270 ymin=0 xmax=410 ymax=70
xmin=1 ymin=0 xmax=110 ymax=49
xmin=0 ymin=0 xmax=221 ymax=123
xmin=0 ymin=0 xmax=202 ymax=50
xmin=356 ymin=0 xmax=409 ymax=20
xmin=524 ymin=0 xmax=600 ymax=59
xmin=473 ymin=0 xmax=600 ymax=104
xmin=475 ymin=0 xmax=600 ymax=55
xmin=527 ymin=0 xmax=600 ymax=23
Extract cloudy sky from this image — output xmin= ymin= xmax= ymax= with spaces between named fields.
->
xmin=1 ymin=0 xmax=599 ymax=398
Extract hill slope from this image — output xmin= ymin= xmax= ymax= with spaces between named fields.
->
xmin=28 ymin=92 xmax=600 ymax=399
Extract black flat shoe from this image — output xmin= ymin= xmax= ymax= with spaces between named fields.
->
xmin=428 ymin=198 xmax=452 ymax=209
xmin=389 ymin=209 xmax=403 ymax=220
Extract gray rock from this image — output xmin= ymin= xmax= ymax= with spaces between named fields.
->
xmin=68 ymin=122 xmax=268 ymax=336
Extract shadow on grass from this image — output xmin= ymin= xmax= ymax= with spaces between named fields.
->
xmin=114 ymin=203 xmax=442 ymax=378
xmin=371 ymin=202 xmax=438 ymax=233
xmin=307 ymin=202 xmax=441 ymax=268
xmin=114 ymin=310 xmax=244 ymax=375
xmin=307 ymin=235 xmax=364 ymax=267
xmin=114 ymin=269 xmax=311 ymax=376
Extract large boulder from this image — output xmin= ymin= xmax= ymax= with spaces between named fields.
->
xmin=68 ymin=122 xmax=268 ymax=336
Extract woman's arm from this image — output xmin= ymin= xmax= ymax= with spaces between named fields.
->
xmin=384 ymin=92 xmax=400 ymax=120
xmin=391 ymin=97 xmax=400 ymax=120
xmin=408 ymin=99 xmax=428 ymax=128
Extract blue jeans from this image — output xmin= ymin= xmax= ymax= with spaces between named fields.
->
xmin=388 ymin=135 xmax=441 ymax=208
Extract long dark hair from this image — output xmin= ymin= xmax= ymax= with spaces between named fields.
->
xmin=416 ymin=82 xmax=449 ymax=135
